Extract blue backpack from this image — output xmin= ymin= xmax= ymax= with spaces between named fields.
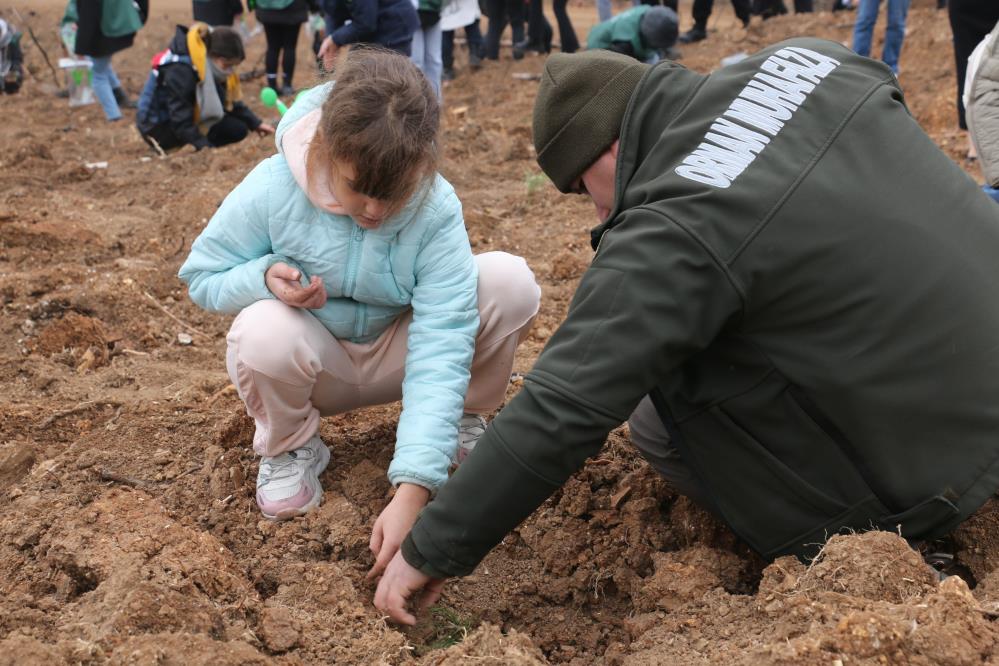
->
xmin=136 ymin=50 xmax=193 ymax=129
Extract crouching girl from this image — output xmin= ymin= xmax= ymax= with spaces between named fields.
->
xmin=178 ymin=47 xmax=540 ymax=576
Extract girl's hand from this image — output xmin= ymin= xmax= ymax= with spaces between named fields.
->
xmin=366 ymin=483 xmax=431 ymax=581
xmin=374 ymin=550 xmax=445 ymax=625
xmin=265 ymin=262 xmax=327 ymax=309
xmin=256 ymin=122 xmax=276 ymax=137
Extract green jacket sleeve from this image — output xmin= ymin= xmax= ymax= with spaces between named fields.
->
xmin=402 ymin=207 xmax=745 ymax=577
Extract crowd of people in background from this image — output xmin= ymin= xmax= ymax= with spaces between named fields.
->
xmin=2 ymin=0 xmax=993 ymax=181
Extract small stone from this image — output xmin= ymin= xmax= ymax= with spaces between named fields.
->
xmin=177 ymin=332 xmax=193 ymax=345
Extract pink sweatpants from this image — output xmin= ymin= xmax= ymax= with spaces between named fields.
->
xmin=226 ymin=252 xmax=541 ymax=457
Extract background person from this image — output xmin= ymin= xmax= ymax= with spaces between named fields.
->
xmin=136 ymin=24 xmax=273 ymax=151
xmin=586 ymin=5 xmax=679 ymax=63
xmin=852 ymin=0 xmax=910 ymax=75
xmin=965 ymin=19 xmax=999 ymax=202
xmin=317 ymin=0 xmax=419 ymax=66
xmin=73 ymin=0 xmax=149 ymax=121
xmin=193 ymin=0 xmax=245 ymax=26
xmin=948 ymin=0 xmax=999 ymax=157
xmin=678 ymin=0 xmax=749 ymax=44
xmin=410 ymin=0 xmax=443 ymax=97
xmin=0 ymin=18 xmax=23 ymax=94
xmin=252 ymin=0 xmax=318 ymax=95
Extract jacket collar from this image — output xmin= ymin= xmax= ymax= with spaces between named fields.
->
xmin=590 ymin=62 xmax=706 ymax=250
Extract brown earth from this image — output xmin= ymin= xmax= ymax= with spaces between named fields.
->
xmin=2 ymin=0 xmax=998 ymax=663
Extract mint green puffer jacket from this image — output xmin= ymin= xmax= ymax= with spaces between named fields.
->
xmin=178 ymin=83 xmax=479 ymax=491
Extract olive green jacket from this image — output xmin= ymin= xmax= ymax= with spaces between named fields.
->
xmin=403 ymin=38 xmax=999 ymax=575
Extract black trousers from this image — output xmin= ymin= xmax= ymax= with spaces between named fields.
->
xmin=948 ymin=0 xmax=999 ymax=130
xmin=524 ymin=0 xmax=578 ymax=53
xmin=639 ymin=0 xmax=678 ymax=8
xmin=143 ymin=114 xmax=251 ymax=151
xmin=752 ymin=0 xmax=812 ymax=16
xmin=262 ymin=21 xmax=302 ymax=87
xmin=484 ymin=0 xmax=525 ymax=59
xmin=442 ymin=21 xmax=484 ymax=69
xmin=692 ymin=0 xmax=751 ymax=29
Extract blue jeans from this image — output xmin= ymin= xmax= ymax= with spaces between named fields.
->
xmin=90 ymin=55 xmax=122 ymax=121
xmin=412 ymin=22 xmax=443 ymax=99
xmin=597 ymin=0 xmax=612 ymax=21
xmin=984 ymin=185 xmax=999 ymax=205
xmin=852 ymin=0 xmax=910 ymax=74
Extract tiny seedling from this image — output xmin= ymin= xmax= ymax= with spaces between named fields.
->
xmin=525 ymin=170 xmax=548 ymax=197
xmin=412 ymin=604 xmax=476 ymax=656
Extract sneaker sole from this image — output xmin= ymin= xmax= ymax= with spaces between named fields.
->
xmin=260 ymin=442 xmax=331 ymax=521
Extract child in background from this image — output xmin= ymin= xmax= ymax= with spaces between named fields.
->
xmin=178 ymin=47 xmax=540 ymax=577
xmin=0 ymin=19 xmax=23 ymax=94
xmin=136 ymin=24 xmax=274 ymax=152
xmin=251 ymin=0 xmax=318 ymax=95
xmin=72 ymin=0 xmax=148 ymax=121
xmin=587 ymin=5 xmax=679 ymax=63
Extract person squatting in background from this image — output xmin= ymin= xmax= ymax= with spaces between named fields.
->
xmin=852 ymin=0 xmax=910 ymax=75
xmin=193 ymin=0 xmax=245 ymax=26
xmin=317 ymin=0 xmax=419 ymax=68
xmin=72 ymin=0 xmax=148 ymax=121
xmin=0 ymin=18 xmax=24 ymax=94
xmin=965 ymin=18 xmax=999 ymax=203
xmin=136 ymin=24 xmax=274 ymax=151
xmin=178 ymin=47 xmax=541 ymax=578
xmin=410 ymin=0 xmax=443 ymax=98
xmin=587 ymin=5 xmax=679 ymax=64
xmin=948 ymin=0 xmax=999 ymax=156
xmin=250 ymin=0 xmax=318 ymax=95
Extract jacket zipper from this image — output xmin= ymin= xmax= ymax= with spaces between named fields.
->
xmin=342 ymin=226 xmax=365 ymax=337
xmin=342 ymin=226 xmax=365 ymax=295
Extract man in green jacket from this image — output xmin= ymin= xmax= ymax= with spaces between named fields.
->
xmin=374 ymin=42 xmax=999 ymax=624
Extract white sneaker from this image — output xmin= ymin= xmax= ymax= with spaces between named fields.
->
xmin=255 ymin=436 xmax=330 ymax=520
xmin=457 ymin=414 xmax=487 ymax=464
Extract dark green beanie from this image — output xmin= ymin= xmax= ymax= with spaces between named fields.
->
xmin=533 ymin=50 xmax=649 ymax=193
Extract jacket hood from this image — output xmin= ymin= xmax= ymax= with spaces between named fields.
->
xmin=275 ymin=82 xmax=349 ymax=215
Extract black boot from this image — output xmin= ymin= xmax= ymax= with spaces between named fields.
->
xmin=678 ymin=26 xmax=707 ymax=43
xmin=112 ymin=86 xmax=137 ymax=109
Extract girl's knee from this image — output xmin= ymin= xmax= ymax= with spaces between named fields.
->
xmin=475 ymin=252 xmax=542 ymax=323
xmin=227 ymin=300 xmax=319 ymax=378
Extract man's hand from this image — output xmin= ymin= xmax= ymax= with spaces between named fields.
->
xmin=367 ymin=483 xmax=430 ymax=581
xmin=374 ymin=550 xmax=446 ymax=625
xmin=265 ymin=262 xmax=327 ymax=309
xmin=256 ymin=122 xmax=276 ymax=137
xmin=318 ymin=35 xmax=340 ymax=70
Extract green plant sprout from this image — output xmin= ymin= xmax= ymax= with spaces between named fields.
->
xmin=525 ymin=170 xmax=548 ymax=196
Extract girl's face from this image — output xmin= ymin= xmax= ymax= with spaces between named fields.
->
xmin=330 ymin=159 xmax=394 ymax=229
